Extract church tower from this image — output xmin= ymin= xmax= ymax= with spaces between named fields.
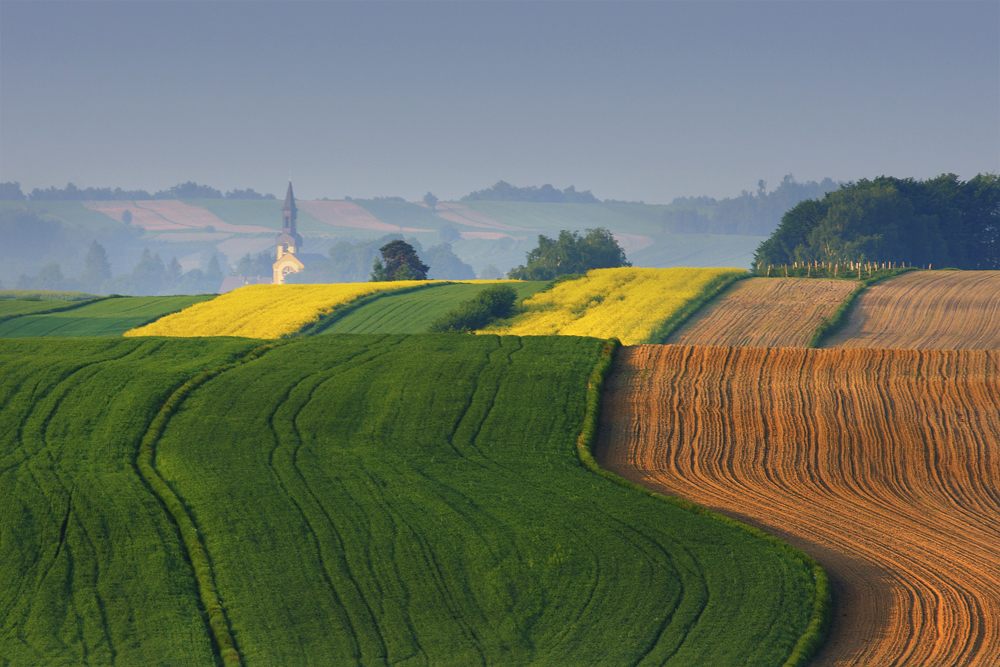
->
xmin=273 ymin=181 xmax=306 ymax=284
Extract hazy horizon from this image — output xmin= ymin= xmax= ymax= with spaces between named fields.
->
xmin=2 ymin=1 xmax=997 ymax=203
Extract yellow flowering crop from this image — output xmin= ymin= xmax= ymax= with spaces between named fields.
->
xmin=124 ymin=282 xmax=428 ymax=339
xmin=483 ymin=267 xmax=745 ymax=345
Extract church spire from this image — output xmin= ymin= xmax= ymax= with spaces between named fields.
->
xmin=283 ymin=181 xmax=297 ymax=215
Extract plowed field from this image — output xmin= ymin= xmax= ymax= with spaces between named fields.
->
xmin=826 ymin=270 xmax=1000 ymax=349
xmin=667 ymin=277 xmax=857 ymax=348
xmin=596 ymin=344 xmax=1000 ymax=667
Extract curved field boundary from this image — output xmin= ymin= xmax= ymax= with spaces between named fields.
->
xmin=666 ymin=278 xmax=857 ymax=348
xmin=484 ymin=267 xmax=746 ymax=344
xmin=596 ymin=344 xmax=1000 ymax=667
xmin=0 ymin=295 xmax=216 ymax=338
xmin=149 ymin=334 xmax=818 ymax=665
xmin=825 ymin=270 xmax=1000 ymax=349
xmin=0 ymin=295 xmax=110 ymax=328
xmin=578 ymin=340 xmax=829 ymax=667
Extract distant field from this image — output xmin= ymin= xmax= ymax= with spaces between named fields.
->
xmin=461 ymin=200 xmax=666 ymax=236
xmin=825 ymin=270 xmax=1000 ymax=349
xmin=320 ymin=281 xmax=548 ymax=334
xmin=597 ymin=344 xmax=1000 ymax=667
xmin=0 ymin=295 xmax=215 ymax=337
xmin=666 ymin=277 xmax=858 ymax=348
xmin=485 ymin=267 xmax=745 ymax=344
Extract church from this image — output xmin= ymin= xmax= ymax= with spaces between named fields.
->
xmin=273 ymin=181 xmax=306 ymax=284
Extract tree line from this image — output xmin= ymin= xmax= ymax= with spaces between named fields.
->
xmin=753 ymin=173 xmax=1000 ymax=271
xmin=663 ymin=175 xmax=840 ymax=236
xmin=11 ymin=241 xmax=225 ymax=295
xmin=0 ymin=181 xmax=276 ymax=201
xmin=462 ymin=181 xmax=600 ymax=204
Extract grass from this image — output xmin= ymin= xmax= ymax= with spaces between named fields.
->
xmin=2 ymin=333 xmax=821 ymax=666
xmin=318 ymin=281 xmax=548 ymax=334
xmin=0 ymin=337 xmax=262 ymax=666
xmin=0 ymin=289 xmax=98 ymax=302
xmin=151 ymin=334 xmax=817 ymax=666
xmin=0 ymin=295 xmax=217 ymax=338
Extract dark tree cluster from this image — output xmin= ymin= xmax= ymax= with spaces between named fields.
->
xmin=507 ymin=228 xmax=631 ymax=281
xmin=753 ymin=173 xmax=1000 ymax=271
xmin=463 ymin=181 xmax=599 ymax=204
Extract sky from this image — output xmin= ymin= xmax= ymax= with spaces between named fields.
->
xmin=1 ymin=1 xmax=997 ymax=203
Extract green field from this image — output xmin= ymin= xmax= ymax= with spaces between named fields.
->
xmin=1 ymin=334 xmax=818 ymax=666
xmin=319 ymin=281 xmax=548 ymax=334
xmin=0 ymin=337 xmax=263 ymax=666
xmin=0 ymin=295 xmax=216 ymax=337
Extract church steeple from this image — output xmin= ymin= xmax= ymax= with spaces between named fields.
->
xmin=282 ymin=181 xmax=297 ymax=233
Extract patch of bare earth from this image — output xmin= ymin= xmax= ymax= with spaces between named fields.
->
xmin=826 ymin=270 xmax=1000 ymax=349
xmin=596 ymin=344 xmax=1000 ymax=667
xmin=667 ymin=277 xmax=858 ymax=348
xmin=297 ymin=201 xmax=433 ymax=233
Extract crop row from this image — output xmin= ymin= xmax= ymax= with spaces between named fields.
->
xmin=598 ymin=344 xmax=1000 ymax=666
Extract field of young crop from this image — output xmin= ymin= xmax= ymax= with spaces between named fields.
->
xmin=666 ymin=277 xmax=857 ymax=348
xmin=484 ymin=267 xmax=745 ymax=344
xmin=1 ymin=334 xmax=821 ymax=666
xmin=825 ymin=270 xmax=1000 ymax=349
xmin=596 ymin=344 xmax=1000 ymax=667
xmin=319 ymin=281 xmax=548 ymax=334
xmin=0 ymin=337 xmax=263 ymax=665
xmin=124 ymin=282 xmax=431 ymax=339
xmin=0 ymin=295 xmax=216 ymax=337
xmin=152 ymin=334 xmax=817 ymax=666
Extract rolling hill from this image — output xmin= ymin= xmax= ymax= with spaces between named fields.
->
xmin=0 ymin=334 xmax=822 ymax=666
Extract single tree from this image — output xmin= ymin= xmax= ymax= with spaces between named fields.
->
xmin=423 ymin=192 xmax=439 ymax=211
xmin=370 ymin=240 xmax=429 ymax=281
xmin=122 ymin=209 xmax=132 ymax=225
xmin=80 ymin=240 xmax=112 ymax=292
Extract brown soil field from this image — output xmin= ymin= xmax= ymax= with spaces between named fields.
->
xmin=667 ymin=277 xmax=858 ymax=348
xmin=84 ymin=201 xmax=273 ymax=233
xmin=297 ymin=200 xmax=433 ymax=232
xmin=433 ymin=202 xmax=532 ymax=232
xmin=826 ymin=270 xmax=1000 ymax=350
xmin=596 ymin=344 xmax=1000 ymax=667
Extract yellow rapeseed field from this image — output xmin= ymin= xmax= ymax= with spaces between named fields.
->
xmin=483 ymin=267 xmax=745 ymax=345
xmin=124 ymin=282 xmax=428 ymax=339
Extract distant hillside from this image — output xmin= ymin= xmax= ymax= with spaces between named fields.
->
xmin=1 ymin=197 xmax=764 ymax=292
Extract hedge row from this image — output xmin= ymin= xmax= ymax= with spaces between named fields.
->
xmin=808 ymin=267 xmax=916 ymax=348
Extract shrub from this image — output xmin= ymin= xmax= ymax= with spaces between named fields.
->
xmin=427 ymin=284 xmax=517 ymax=332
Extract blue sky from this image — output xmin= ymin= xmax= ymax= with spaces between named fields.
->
xmin=1 ymin=1 xmax=997 ymax=203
